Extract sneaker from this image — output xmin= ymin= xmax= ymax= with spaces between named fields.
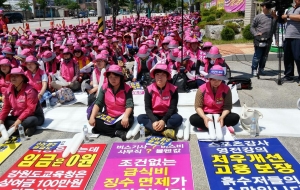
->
xmin=227 ymin=126 xmax=235 ymax=135
xmin=162 ymin=129 xmax=176 ymax=140
xmin=252 ymin=70 xmax=257 ymax=77
xmin=115 ymin=130 xmax=127 ymax=141
xmin=281 ymin=77 xmax=294 ymax=83
xmin=92 ymin=128 xmax=99 ymax=134
xmin=145 ymin=128 xmax=151 ymax=136
xmin=25 ymin=128 xmax=36 ymax=137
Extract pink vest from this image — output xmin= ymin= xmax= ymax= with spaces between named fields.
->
xmin=135 ymin=57 xmax=153 ymax=73
xmin=60 ymin=59 xmax=76 ymax=82
xmin=25 ymin=69 xmax=45 ymax=92
xmin=0 ymin=76 xmax=9 ymax=94
xmin=103 ymin=83 xmax=131 ymax=117
xmin=0 ymin=83 xmax=38 ymax=121
xmin=147 ymin=83 xmax=177 ymax=116
xmin=200 ymin=82 xmax=229 ymax=114
xmin=45 ymin=59 xmax=59 ymax=75
xmin=203 ymin=58 xmax=225 ymax=73
xmin=11 ymin=58 xmax=19 ymax=68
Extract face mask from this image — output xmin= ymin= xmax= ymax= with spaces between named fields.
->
xmin=64 ymin=58 xmax=71 ymax=63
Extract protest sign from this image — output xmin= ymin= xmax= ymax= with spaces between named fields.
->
xmin=94 ymin=142 xmax=194 ymax=189
xmin=0 ymin=136 xmax=21 ymax=165
xmin=198 ymin=138 xmax=300 ymax=190
xmin=0 ymin=143 xmax=106 ymax=189
xmin=145 ymin=136 xmax=172 ymax=147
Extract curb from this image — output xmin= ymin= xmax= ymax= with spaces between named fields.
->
xmin=224 ymin=53 xmax=280 ymax=62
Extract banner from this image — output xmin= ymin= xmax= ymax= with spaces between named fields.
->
xmin=94 ymin=142 xmax=194 ymax=189
xmin=224 ymin=0 xmax=245 ymax=12
xmin=0 ymin=143 xmax=106 ymax=189
xmin=217 ymin=0 xmax=225 ymax=10
xmin=198 ymin=138 xmax=300 ymax=190
xmin=211 ymin=0 xmax=217 ymax=6
xmin=0 ymin=137 xmax=21 ymax=165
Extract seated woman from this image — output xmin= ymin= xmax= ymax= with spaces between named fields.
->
xmin=41 ymin=50 xmax=60 ymax=92
xmin=88 ymin=65 xmax=134 ymax=141
xmin=189 ymin=65 xmax=239 ymax=133
xmin=24 ymin=55 xmax=51 ymax=105
xmin=0 ymin=68 xmax=45 ymax=137
xmin=198 ymin=46 xmax=227 ymax=86
xmin=137 ymin=64 xmax=183 ymax=140
xmin=132 ymin=45 xmax=155 ymax=87
xmin=82 ymin=53 xmax=108 ymax=106
xmin=51 ymin=48 xmax=80 ymax=91
xmin=0 ymin=59 xmax=11 ymax=101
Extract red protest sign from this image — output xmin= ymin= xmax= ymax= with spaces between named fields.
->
xmin=0 ymin=143 xmax=106 ymax=189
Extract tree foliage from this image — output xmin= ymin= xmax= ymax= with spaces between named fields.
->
xmin=36 ymin=0 xmax=47 ymax=9
xmin=54 ymin=0 xmax=70 ymax=6
xmin=16 ymin=0 xmax=32 ymax=10
xmin=67 ymin=2 xmax=80 ymax=10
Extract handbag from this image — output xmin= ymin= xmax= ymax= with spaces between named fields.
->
xmin=227 ymin=77 xmax=252 ymax=90
xmin=56 ymin=88 xmax=75 ymax=103
xmin=240 ymin=104 xmax=263 ymax=131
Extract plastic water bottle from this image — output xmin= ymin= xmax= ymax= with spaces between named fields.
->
xmin=46 ymin=98 xmax=51 ymax=109
xmin=83 ymin=125 xmax=89 ymax=142
xmin=18 ymin=124 xmax=26 ymax=141
xmin=140 ymin=124 xmax=145 ymax=139
xmin=250 ymin=118 xmax=256 ymax=138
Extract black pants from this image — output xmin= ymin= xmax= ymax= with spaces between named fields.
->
xmin=137 ymin=113 xmax=183 ymax=135
xmin=189 ymin=113 xmax=240 ymax=130
xmin=283 ymin=38 xmax=300 ymax=79
xmin=4 ymin=115 xmax=45 ymax=134
xmin=93 ymin=115 xmax=134 ymax=137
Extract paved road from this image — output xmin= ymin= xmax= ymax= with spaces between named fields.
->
xmin=7 ymin=14 xmax=146 ymax=31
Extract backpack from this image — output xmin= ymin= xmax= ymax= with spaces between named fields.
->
xmin=172 ymin=73 xmax=188 ymax=93
xmin=227 ymin=77 xmax=252 ymax=90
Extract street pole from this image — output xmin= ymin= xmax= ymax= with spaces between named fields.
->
xmin=39 ymin=6 xmax=41 ymax=27
xmin=97 ymin=0 xmax=106 ymax=32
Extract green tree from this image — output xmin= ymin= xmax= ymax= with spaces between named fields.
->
xmin=67 ymin=2 xmax=80 ymax=10
xmin=17 ymin=0 xmax=32 ymax=10
xmin=160 ymin=0 xmax=177 ymax=12
xmin=17 ymin=0 xmax=33 ymax=21
xmin=54 ymin=0 xmax=70 ymax=6
xmin=36 ymin=0 xmax=47 ymax=9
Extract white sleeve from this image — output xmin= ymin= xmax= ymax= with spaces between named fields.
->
xmin=133 ymin=60 xmax=138 ymax=79
xmin=199 ymin=65 xmax=207 ymax=76
xmin=92 ymin=70 xmax=98 ymax=87
xmin=186 ymin=71 xmax=195 ymax=80
xmin=171 ymin=69 xmax=178 ymax=78
xmin=223 ymin=66 xmax=227 ymax=75
xmin=41 ymin=73 xmax=48 ymax=82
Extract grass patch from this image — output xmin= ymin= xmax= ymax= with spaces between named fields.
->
xmin=219 ymin=12 xmax=243 ymax=24
xmin=202 ymin=36 xmax=252 ymax=45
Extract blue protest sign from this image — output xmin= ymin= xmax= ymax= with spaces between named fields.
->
xmin=198 ymin=138 xmax=300 ymax=190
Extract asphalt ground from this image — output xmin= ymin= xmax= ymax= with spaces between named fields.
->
xmin=1 ymin=59 xmax=300 ymax=190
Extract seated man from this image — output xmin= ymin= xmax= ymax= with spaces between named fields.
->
xmin=137 ymin=64 xmax=183 ymax=140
